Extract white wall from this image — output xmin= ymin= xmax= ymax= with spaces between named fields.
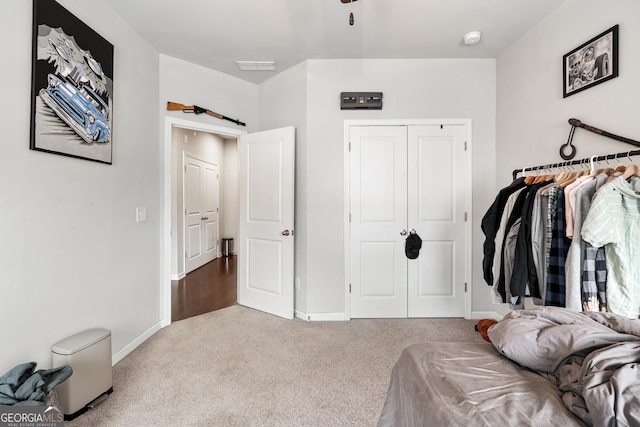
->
xmin=497 ymin=0 xmax=640 ymax=189
xmin=0 ymin=0 xmax=161 ymax=370
xmin=259 ymin=62 xmax=309 ymax=313
xmin=222 ymin=139 xmax=239 ymax=250
xmin=284 ymin=59 xmax=498 ymax=318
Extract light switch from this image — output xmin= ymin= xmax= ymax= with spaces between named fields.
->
xmin=136 ymin=207 xmax=147 ymax=223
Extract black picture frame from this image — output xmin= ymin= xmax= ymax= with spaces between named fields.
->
xmin=30 ymin=0 xmax=114 ymax=164
xmin=563 ymin=25 xmax=618 ymax=98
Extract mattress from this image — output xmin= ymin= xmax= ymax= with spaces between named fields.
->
xmin=377 ymin=342 xmax=585 ymax=427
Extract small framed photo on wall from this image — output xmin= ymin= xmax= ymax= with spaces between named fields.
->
xmin=563 ymin=25 xmax=618 ymax=98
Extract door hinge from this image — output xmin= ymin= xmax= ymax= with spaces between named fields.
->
xmin=349 ymin=283 xmax=352 ymax=293
xmin=464 ymin=212 xmax=468 ymax=222
xmin=185 ymin=209 xmax=187 ymax=216
xmin=185 ymin=251 xmax=188 ymax=259
xmin=348 ymin=142 xmax=351 ymax=152
xmin=464 ymin=141 xmax=468 ymax=151
xmin=349 ymin=213 xmax=351 ymax=223
xmin=184 ymin=165 xmax=187 ymax=172
xmin=465 ymin=282 xmax=468 ymax=292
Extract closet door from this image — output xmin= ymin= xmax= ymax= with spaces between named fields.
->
xmin=407 ymin=125 xmax=468 ymax=317
xmin=184 ymin=155 xmax=220 ymax=274
xmin=349 ymin=126 xmax=408 ymax=318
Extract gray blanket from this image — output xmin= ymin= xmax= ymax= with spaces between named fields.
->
xmin=488 ymin=307 xmax=640 ymax=426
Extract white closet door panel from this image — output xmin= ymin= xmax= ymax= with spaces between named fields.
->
xmin=247 ymin=141 xmax=282 ymax=222
xmin=186 ymin=224 xmax=202 ymax=260
xmin=408 ymin=125 xmax=467 ymax=318
xmin=203 ymin=164 xmax=219 ymax=261
xmin=185 ymin=158 xmax=203 ymax=264
xmin=416 ymin=241 xmax=454 ymax=296
xmin=350 ymin=126 xmax=408 ymax=318
xmin=416 ymin=135 xmax=455 ymax=222
xmin=361 ymin=242 xmax=397 ymax=296
xmin=247 ymin=238 xmax=282 ymax=295
xmin=360 ymin=138 xmax=398 ymax=222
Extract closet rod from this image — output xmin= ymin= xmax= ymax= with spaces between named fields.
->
xmin=512 ymin=149 xmax=640 ymax=180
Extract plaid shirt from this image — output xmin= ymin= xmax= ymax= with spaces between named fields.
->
xmin=544 ymin=186 xmax=560 ymax=276
xmin=582 ymin=243 xmax=607 ymax=311
xmin=545 ymin=189 xmax=570 ymax=306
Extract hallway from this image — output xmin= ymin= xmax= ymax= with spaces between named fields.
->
xmin=171 ymin=255 xmax=237 ymax=322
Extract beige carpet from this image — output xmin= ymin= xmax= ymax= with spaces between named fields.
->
xmin=67 ymin=305 xmax=485 ymax=426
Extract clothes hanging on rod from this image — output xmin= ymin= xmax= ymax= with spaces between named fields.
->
xmin=512 ymin=149 xmax=640 ymax=181
xmin=484 ymin=151 xmax=640 ymax=318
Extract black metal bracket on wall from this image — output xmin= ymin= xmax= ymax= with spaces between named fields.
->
xmin=559 ymin=118 xmax=640 ymax=160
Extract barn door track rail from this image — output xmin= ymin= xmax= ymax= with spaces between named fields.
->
xmin=559 ymin=118 xmax=640 ymax=160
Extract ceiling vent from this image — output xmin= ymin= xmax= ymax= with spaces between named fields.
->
xmin=236 ymin=61 xmax=277 ymax=71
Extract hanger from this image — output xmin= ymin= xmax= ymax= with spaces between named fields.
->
xmin=532 ymin=172 xmax=551 ymax=184
xmin=622 ymin=164 xmax=640 ymax=179
xmin=555 ymin=163 xmax=582 ymax=187
xmin=524 ymin=169 xmax=536 ymax=184
xmin=622 ymin=152 xmax=640 ymax=179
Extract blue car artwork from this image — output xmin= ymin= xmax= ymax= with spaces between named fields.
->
xmin=40 ymin=73 xmax=110 ymax=143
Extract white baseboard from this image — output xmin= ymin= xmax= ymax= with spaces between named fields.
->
xmin=295 ymin=310 xmax=347 ymax=321
xmin=470 ymin=311 xmax=504 ymax=321
xmin=295 ymin=310 xmax=501 ymax=322
xmin=112 ymin=321 xmax=162 ymax=366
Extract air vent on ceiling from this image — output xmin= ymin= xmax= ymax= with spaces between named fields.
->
xmin=236 ymin=61 xmax=277 ymax=71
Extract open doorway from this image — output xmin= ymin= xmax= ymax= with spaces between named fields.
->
xmin=162 ymin=117 xmax=246 ymax=326
xmin=171 ymin=255 xmax=237 ymax=321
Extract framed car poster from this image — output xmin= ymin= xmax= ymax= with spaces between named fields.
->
xmin=30 ymin=0 xmax=114 ymax=164
xmin=563 ymin=25 xmax=618 ymax=98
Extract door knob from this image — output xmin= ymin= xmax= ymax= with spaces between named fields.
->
xmin=409 ymin=229 xmax=416 ymax=235
xmin=400 ymin=229 xmax=407 ymax=236
xmin=281 ymin=230 xmax=290 ymax=236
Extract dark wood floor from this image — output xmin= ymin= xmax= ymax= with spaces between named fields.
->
xmin=171 ymin=255 xmax=237 ymax=322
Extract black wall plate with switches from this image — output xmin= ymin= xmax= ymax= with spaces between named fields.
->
xmin=340 ymin=92 xmax=383 ymax=110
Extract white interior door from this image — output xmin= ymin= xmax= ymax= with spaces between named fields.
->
xmin=407 ymin=125 xmax=467 ymax=317
xmin=238 ymin=126 xmax=295 ymax=319
xmin=349 ymin=126 xmax=408 ymax=318
xmin=184 ymin=155 xmax=219 ymax=274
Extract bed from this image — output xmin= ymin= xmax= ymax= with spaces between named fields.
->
xmin=378 ymin=307 xmax=640 ymax=426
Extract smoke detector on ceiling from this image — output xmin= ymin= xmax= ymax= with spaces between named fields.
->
xmin=463 ymin=31 xmax=482 ymax=45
